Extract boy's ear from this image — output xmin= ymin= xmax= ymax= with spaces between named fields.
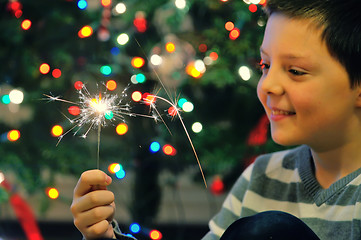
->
xmin=356 ymin=86 xmax=361 ymax=108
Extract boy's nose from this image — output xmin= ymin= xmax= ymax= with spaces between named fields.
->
xmin=259 ymin=69 xmax=285 ymax=96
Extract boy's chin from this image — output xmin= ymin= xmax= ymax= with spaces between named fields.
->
xmin=271 ymin=134 xmax=300 ymax=147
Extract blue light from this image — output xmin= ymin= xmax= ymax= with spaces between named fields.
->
xmin=77 ymin=0 xmax=87 ymax=10
xmin=1 ymin=95 xmax=10 ymax=105
xmin=111 ymin=47 xmax=120 ymax=55
xmin=130 ymin=223 xmax=141 ymax=234
xmin=135 ymin=73 xmax=146 ymax=83
xmin=178 ymin=98 xmax=188 ymax=108
xmin=150 ymin=141 xmax=161 ymax=153
xmin=100 ymin=65 xmax=112 ymax=76
xmin=115 ymin=169 xmax=126 ymax=179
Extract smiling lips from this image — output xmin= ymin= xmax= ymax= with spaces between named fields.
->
xmin=270 ymin=109 xmax=296 ymax=121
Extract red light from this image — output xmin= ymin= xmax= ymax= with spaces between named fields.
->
xmin=14 ymin=10 xmax=22 ymax=18
xmin=229 ymin=28 xmax=240 ymax=40
xmin=68 ymin=106 xmax=81 ymax=116
xmin=74 ymin=81 xmax=84 ymax=90
xmin=150 ymin=230 xmax=162 ymax=240
xmin=168 ymin=106 xmax=178 ymax=117
xmin=163 ymin=144 xmax=176 ymax=156
xmin=198 ymin=44 xmax=207 ymax=53
xmin=133 ymin=12 xmax=147 ymax=33
xmin=210 ymin=176 xmax=224 ymax=195
xmin=209 ymin=52 xmax=218 ymax=61
xmin=249 ymin=4 xmax=258 ymax=13
xmin=52 ymin=69 xmax=61 ymax=78
xmin=8 ymin=1 xmax=22 ymax=12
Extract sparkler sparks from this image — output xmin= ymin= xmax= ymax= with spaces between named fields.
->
xmin=44 ymin=83 xmax=153 ymax=168
xmin=45 ymin=83 xmax=132 ymax=140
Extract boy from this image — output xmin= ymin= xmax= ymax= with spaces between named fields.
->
xmin=71 ymin=0 xmax=361 ymax=239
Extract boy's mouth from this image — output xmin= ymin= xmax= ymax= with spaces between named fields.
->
xmin=271 ymin=110 xmax=296 ymax=116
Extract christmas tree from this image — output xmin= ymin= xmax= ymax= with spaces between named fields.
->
xmin=0 ymin=0 xmax=285 ymax=237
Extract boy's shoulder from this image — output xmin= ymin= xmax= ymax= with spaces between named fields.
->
xmin=250 ymin=145 xmax=310 ymax=180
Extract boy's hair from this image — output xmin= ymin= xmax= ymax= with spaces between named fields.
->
xmin=265 ymin=0 xmax=361 ymax=88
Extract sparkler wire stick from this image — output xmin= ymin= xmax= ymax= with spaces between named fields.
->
xmin=148 ymin=95 xmax=207 ymax=188
xmin=134 ymin=37 xmax=207 ymax=188
xmin=97 ymin=124 xmax=101 ymax=169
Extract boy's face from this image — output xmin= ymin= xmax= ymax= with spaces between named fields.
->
xmin=257 ymin=13 xmax=360 ymax=151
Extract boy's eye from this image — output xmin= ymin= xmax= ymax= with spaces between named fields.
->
xmin=289 ymin=69 xmax=306 ymax=76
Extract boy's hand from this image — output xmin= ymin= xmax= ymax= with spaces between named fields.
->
xmin=71 ymin=170 xmax=116 ymax=240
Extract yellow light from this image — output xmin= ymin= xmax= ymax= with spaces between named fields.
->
xmin=108 ymin=163 xmax=121 ymax=174
xmin=131 ymin=57 xmax=145 ymax=68
xmin=144 ymin=94 xmax=156 ymax=105
xmin=51 ymin=125 xmax=63 ymax=137
xmin=106 ymin=80 xmax=117 ymax=91
xmin=7 ymin=130 xmax=20 ymax=142
xmin=225 ymin=21 xmax=234 ymax=31
xmin=192 ymin=122 xmax=203 ymax=133
xmin=101 ymin=0 xmax=111 ymax=7
xmin=47 ymin=188 xmax=59 ymax=199
xmin=131 ymin=91 xmax=142 ymax=102
xmin=21 ymin=19 xmax=31 ymax=30
xmin=190 ymin=67 xmax=201 ymax=78
xmin=116 ymin=123 xmax=128 ymax=135
xmin=39 ymin=63 xmax=50 ymax=74
xmin=79 ymin=25 xmax=93 ymax=38
xmin=150 ymin=230 xmax=162 ymax=240
xmin=165 ymin=42 xmax=175 ymax=53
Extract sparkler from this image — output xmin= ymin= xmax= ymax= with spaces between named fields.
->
xmin=44 ymin=47 xmax=207 ymax=188
xmin=44 ymin=82 xmax=207 ymax=187
xmin=44 ymin=83 xmax=155 ymax=169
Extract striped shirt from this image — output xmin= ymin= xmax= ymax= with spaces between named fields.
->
xmin=202 ymin=145 xmax=361 ymax=240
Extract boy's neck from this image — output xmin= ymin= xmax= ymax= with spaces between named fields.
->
xmin=311 ymin=142 xmax=361 ymax=189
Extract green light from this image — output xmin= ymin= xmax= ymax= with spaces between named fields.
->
xmin=178 ymin=98 xmax=187 ymax=108
xmin=1 ymin=95 xmax=10 ymax=104
xmin=100 ymin=65 xmax=112 ymax=75
xmin=104 ymin=110 xmax=113 ymax=120
xmin=136 ymin=73 xmax=146 ymax=83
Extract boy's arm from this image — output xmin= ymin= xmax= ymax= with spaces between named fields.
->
xmin=201 ymin=163 xmax=255 ymax=240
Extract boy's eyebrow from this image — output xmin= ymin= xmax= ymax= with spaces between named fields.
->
xmin=260 ymin=47 xmax=309 ymax=60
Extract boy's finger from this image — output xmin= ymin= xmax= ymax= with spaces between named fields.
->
xmin=83 ymin=219 xmax=113 ymax=239
xmin=74 ymin=170 xmax=112 ymax=197
xmin=72 ymin=190 xmax=115 ymax=213
xmin=74 ymin=204 xmax=115 ymax=229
